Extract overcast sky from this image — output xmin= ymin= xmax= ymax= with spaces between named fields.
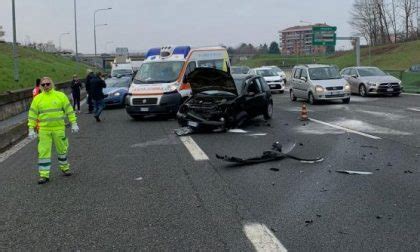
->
xmin=0 ymin=0 xmax=354 ymax=53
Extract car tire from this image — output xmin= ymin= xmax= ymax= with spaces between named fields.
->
xmin=359 ymin=84 xmax=368 ymax=97
xmin=308 ymin=92 xmax=316 ymax=105
xmin=342 ymin=97 xmax=351 ymax=104
xmin=264 ymin=101 xmax=273 ymax=120
xmin=290 ymin=90 xmax=297 ymax=101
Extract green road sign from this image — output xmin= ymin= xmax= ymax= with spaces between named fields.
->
xmin=312 ymin=26 xmax=337 ymax=46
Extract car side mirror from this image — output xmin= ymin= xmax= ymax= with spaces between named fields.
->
xmin=300 ymin=76 xmax=307 ymax=82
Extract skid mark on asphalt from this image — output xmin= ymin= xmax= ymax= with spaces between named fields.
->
xmin=357 ymin=110 xmax=405 ymax=120
xmin=131 ymin=135 xmax=178 ymax=148
xmin=243 ymin=222 xmax=287 ymax=252
xmin=308 ymin=118 xmax=382 ymax=140
xmin=0 ymin=137 xmax=34 ymax=163
xmin=179 ymin=136 xmax=209 ymax=161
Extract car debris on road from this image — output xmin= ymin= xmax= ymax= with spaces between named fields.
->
xmin=216 ymin=142 xmax=324 ymax=166
xmin=335 ymin=170 xmax=373 ymax=175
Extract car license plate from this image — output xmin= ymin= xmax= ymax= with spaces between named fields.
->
xmin=140 ymin=107 xmax=149 ymax=112
xmin=387 ymin=88 xmax=393 ymax=92
xmin=187 ymin=121 xmax=198 ymax=127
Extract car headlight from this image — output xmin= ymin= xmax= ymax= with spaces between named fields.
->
xmin=114 ymin=92 xmax=121 ymax=96
xmin=344 ymin=83 xmax=351 ymax=91
xmin=367 ymin=82 xmax=378 ymax=87
xmin=315 ymin=85 xmax=324 ymax=93
xmin=163 ymin=84 xmax=178 ymax=93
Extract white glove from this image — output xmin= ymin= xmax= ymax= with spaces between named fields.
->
xmin=71 ymin=123 xmax=79 ymax=133
xmin=28 ymin=128 xmax=37 ymax=140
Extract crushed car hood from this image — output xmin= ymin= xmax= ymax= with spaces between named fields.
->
xmin=186 ymin=68 xmax=238 ymax=95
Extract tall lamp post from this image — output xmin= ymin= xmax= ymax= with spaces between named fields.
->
xmin=59 ymin=32 xmax=70 ymax=51
xmin=93 ymin=7 xmax=112 ymax=65
xmin=73 ymin=0 xmax=79 ymax=61
xmin=12 ymin=0 xmax=19 ymax=82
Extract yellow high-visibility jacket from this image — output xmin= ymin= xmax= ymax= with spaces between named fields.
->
xmin=28 ymin=89 xmax=77 ymax=131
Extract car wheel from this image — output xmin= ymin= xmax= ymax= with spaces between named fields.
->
xmin=342 ymin=97 xmax=351 ymax=104
xmin=290 ymin=90 xmax=297 ymax=101
xmin=308 ymin=92 xmax=316 ymax=105
xmin=264 ymin=101 xmax=273 ymax=120
xmin=359 ymin=84 xmax=368 ymax=97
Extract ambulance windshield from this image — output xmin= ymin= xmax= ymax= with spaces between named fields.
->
xmin=134 ymin=61 xmax=184 ymax=84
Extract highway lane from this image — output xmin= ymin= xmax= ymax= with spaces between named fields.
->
xmin=0 ymin=93 xmax=419 ymax=251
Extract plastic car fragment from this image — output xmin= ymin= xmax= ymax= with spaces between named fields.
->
xmin=335 ymin=170 xmax=373 ymax=175
xmin=174 ymin=127 xmax=194 ymax=136
xmin=216 ymin=142 xmax=324 ymax=166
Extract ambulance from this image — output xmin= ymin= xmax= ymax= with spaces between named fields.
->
xmin=125 ymin=46 xmax=230 ymax=118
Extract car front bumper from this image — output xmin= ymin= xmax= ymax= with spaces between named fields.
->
xmin=315 ymin=91 xmax=351 ymax=100
xmin=104 ymin=95 xmax=125 ymax=107
xmin=177 ymin=111 xmax=226 ymax=131
xmin=266 ymin=82 xmax=285 ymax=91
xmin=367 ymin=86 xmax=402 ymax=95
xmin=126 ymin=92 xmax=182 ymax=115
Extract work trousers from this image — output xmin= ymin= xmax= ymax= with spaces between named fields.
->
xmin=37 ymin=129 xmax=70 ymax=178
xmin=72 ymin=91 xmax=81 ymax=111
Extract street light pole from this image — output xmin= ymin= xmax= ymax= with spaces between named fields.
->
xmin=11 ymin=0 xmax=19 ymax=82
xmin=59 ymin=32 xmax=70 ymax=51
xmin=73 ymin=0 xmax=79 ymax=61
xmin=93 ymin=7 xmax=112 ymax=66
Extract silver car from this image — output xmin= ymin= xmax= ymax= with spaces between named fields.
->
xmin=289 ymin=64 xmax=351 ymax=104
xmin=341 ymin=67 xmax=402 ymax=97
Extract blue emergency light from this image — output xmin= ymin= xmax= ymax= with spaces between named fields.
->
xmin=146 ymin=48 xmax=161 ymax=58
xmin=173 ymin=46 xmax=191 ymax=58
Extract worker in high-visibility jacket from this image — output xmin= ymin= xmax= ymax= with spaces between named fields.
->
xmin=28 ymin=77 xmax=80 ymax=184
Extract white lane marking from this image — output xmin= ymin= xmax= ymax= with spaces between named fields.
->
xmin=310 ymin=118 xmax=382 ymax=140
xmin=0 ymin=137 xmax=34 ymax=163
xmin=407 ymin=107 xmax=420 ymax=112
xmin=135 ymin=177 xmax=143 ymax=181
xmin=243 ymin=223 xmax=287 ymax=252
xmin=247 ymin=133 xmax=267 ymax=136
xmin=228 ymin=129 xmax=248 ymax=133
xmin=179 ymin=136 xmax=209 ymax=161
xmin=403 ymin=93 xmax=420 ymax=96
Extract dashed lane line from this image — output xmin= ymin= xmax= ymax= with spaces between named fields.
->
xmin=407 ymin=107 xmax=420 ymax=112
xmin=179 ymin=136 xmax=209 ymax=161
xmin=243 ymin=223 xmax=288 ymax=252
xmin=310 ymin=118 xmax=382 ymax=140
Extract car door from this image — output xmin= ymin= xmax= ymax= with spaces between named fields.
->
xmin=299 ymin=68 xmax=310 ymax=97
xmin=348 ymin=68 xmax=360 ymax=93
xmin=244 ymin=77 xmax=265 ymax=117
xmin=292 ymin=68 xmax=303 ymax=98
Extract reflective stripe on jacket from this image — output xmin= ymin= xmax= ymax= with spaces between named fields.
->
xmin=28 ymin=89 xmax=77 ymax=130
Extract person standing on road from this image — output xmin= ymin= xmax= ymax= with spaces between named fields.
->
xmin=27 ymin=77 xmax=80 ymax=184
xmin=32 ymin=78 xmax=41 ymax=97
xmin=85 ymin=70 xmax=95 ymax=114
xmin=90 ymin=72 xmax=107 ymax=122
xmin=71 ymin=74 xmax=83 ymax=113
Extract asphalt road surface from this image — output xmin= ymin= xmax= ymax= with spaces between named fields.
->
xmin=1 ymin=93 xmax=419 ymax=251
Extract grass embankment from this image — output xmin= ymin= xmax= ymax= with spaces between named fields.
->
xmin=241 ymin=40 xmax=420 ymax=93
xmin=0 ymin=43 xmax=90 ymax=93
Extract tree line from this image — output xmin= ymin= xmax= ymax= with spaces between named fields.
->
xmin=227 ymin=41 xmax=280 ymax=55
xmin=350 ymin=0 xmax=419 ymax=45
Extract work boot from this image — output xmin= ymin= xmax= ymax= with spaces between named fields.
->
xmin=94 ymin=116 xmax=101 ymax=122
xmin=62 ymin=170 xmax=72 ymax=177
xmin=38 ymin=177 xmax=49 ymax=184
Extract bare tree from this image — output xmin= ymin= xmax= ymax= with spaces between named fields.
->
xmin=399 ymin=0 xmax=417 ymax=39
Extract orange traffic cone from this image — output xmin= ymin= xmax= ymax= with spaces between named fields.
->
xmin=300 ymin=103 xmax=309 ymax=121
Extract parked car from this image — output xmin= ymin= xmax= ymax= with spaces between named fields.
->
xmin=248 ymin=67 xmax=285 ymax=93
xmin=231 ymin=66 xmax=250 ymax=74
xmin=262 ymin=65 xmax=287 ymax=84
xmin=103 ymin=76 xmax=131 ymax=107
xmin=341 ymin=66 xmax=402 ymax=97
xmin=407 ymin=64 xmax=420 ymax=73
xmin=289 ymin=64 xmax=351 ymax=104
xmin=177 ymin=68 xmax=273 ymax=132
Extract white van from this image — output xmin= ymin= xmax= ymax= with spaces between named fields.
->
xmin=126 ymin=46 xmax=231 ymax=118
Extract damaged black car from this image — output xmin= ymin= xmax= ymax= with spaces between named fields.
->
xmin=177 ymin=68 xmax=273 ymax=132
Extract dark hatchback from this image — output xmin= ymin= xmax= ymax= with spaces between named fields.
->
xmin=177 ymin=68 xmax=273 ymax=131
